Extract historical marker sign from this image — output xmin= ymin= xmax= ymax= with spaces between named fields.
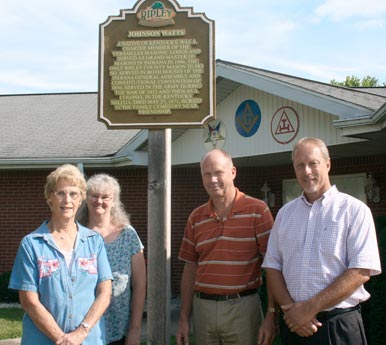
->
xmin=98 ymin=0 xmax=215 ymax=128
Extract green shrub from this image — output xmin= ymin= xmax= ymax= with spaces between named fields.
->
xmin=367 ymin=216 xmax=386 ymax=345
xmin=0 ymin=272 xmax=19 ymax=303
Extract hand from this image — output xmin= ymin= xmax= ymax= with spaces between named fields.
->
xmin=293 ymin=319 xmax=322 ymax=337
xmin=55 ymin=327 xmax=88 ymax=345
xmin=125 ymin=326 xmax=141 ymax=345
xmin=257 ymin=312 xmax=278 ymax=345
xmin=176 ymin=319 xmax=190 ymax=345
xmin=281 ymin=302 xmax=322 ymax=336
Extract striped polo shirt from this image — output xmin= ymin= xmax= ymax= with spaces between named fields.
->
xmin=178 ymin=188 xmax=274 ymax=295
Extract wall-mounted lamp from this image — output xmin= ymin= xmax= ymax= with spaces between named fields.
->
xmin=365 ymin=173 xmax=380 ymax=203
xmin=260 ymin=182 xmax=275 ymax=207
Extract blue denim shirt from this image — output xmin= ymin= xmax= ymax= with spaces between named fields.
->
xmin=9 ymin=221 xmax=113 ymax=345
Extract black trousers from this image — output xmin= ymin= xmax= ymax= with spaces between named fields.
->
xmin=280 ymin=307 xmax=368 ymax=345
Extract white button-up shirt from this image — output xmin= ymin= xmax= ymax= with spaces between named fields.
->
xmin=263 ymin=185 xmax=381 ymax=309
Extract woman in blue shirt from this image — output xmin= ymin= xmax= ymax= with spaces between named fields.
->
xmin=9 ymin=164 xmax=113 ymax=345
xmin=77 ymin=174 xmax=146 ymax=345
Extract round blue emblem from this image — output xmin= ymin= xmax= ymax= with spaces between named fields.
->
xmin=234 ymin=100 xmax=262 ymax=137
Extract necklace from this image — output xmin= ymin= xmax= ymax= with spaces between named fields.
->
xmin=48 ymin=221 xmax=76 ymax=241
xmin=54 ymin=231 xmax=68 ymax=240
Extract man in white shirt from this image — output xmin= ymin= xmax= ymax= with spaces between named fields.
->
xmin=262 ymin=137 xmax=381 ymax=344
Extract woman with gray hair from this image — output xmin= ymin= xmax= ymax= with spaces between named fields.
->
xmin=78 ymin=174 xmax=146 ymax=345
xmin=9 ymin=164 xmax=113 ymax=345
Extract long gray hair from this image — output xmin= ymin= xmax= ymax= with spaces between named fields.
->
xmin=77 ymin=173 xmax=130 ymax=228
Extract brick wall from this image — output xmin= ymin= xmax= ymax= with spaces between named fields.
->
xmin=1 ymin=153 xmax=385 ymax=294
xmin=0 ymin=170 xmax=50 ymax=269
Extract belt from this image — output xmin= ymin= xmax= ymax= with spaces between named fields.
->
xmin=316 ymin=305 xmax=360 ymax=320
xmin=195 ymin=288 xmax=258 ymax=301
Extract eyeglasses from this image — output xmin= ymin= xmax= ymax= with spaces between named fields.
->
xmin=88 ymin=194 xmax=113 ymax=202
xmin=54 ymin=191 xmax=80 ymax=200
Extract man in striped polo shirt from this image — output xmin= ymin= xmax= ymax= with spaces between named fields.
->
xmin=176 ymin=149 xmax=277 ymax=345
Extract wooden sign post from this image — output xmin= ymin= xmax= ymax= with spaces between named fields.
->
xmin=147 ymin=128 xmax=171 ymax=344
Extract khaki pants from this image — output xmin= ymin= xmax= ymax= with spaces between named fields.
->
xmin=192 ymin=292 xmax=263 ymax=345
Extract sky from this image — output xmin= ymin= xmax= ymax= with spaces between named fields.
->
xmin=1 ymin=0 xmax=386 ymax=94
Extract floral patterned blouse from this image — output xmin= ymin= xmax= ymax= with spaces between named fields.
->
xmin=104 ymin=225 xmax=144 ymax=343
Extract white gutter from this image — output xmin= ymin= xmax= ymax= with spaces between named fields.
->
xmin=0 ymin=154 xmax=137 ymax=170
xmin=334 ymin=102 xmax=386 ymax=136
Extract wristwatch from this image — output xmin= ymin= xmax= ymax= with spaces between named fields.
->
xmin=80 ymin=322 xmax=90 ymax=331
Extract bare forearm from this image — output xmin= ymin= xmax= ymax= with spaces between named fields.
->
xmin=129 ymin=280 xmax=146 ymax=330
xmin=19 ymin=291 xmax=64 ymax=342
xmin=82 ymin=280 xmax=112 ymax=328
xmin=128 ymin=251 xmax=147 ymax=331
xmin=309 ymin=268 xmax=370 ymax=313
xmin=176 ymin=262 xmax=196 ymax=344
xmin=266 ymin=276 xmax=277 ymax=309
xmin=265 ymin=268 xmax=293 ymax=307
xmin=179 ymin=263 xmax=196 ymax=322
xmin=282 ymin=268 xmax=370 ymax=336
xmin=259 ymin=276 xmax=279 ymax=345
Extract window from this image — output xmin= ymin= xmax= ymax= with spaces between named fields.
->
xmin=282 ymin=173 xmax=366 ymax=204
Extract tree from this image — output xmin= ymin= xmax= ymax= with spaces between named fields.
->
xmin=331 ymin=75 xmax=386 ymax=87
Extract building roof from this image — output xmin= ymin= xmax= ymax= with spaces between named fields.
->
xmin=216 ymin=59 xmax=386 ymax=118
xmin=216 ymin=59 xmax=386 ymax=143
xmin=0 ymin=93 xmax=145 ymax=168
xmin=1 ymin=60 xmax=386 ymax=169
xmin=353 ymin=87 xmax=386 ymax=98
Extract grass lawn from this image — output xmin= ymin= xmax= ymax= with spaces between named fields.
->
xmin=0 ymin=308 xmax=23 ymax=340
xmin=0 ymin=308 xmax=280 ymax=344
xmin=0 ymin=309 xmax=187 ymax=343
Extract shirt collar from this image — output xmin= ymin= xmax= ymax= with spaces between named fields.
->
xmin=204 ymin=188 xmax=245 ymax=217
xmin=31 ymin=220 xmax=97 ymax=242
xmin=300 ymin=185 xmax=338 ymax=206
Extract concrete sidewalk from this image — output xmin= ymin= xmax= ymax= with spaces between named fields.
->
xmin=0 ymin=340 xmax=20 ymax=345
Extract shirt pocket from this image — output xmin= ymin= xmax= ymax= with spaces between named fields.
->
xmin=112 ymin=272 xmax=129 ymax=297
xmin=78 ymin=254 xmax=98 ymax=274
xmin=316 ymin=222 xmax=346 ymax=261
xmin=38 ymin=257 xmax=61 ymax=278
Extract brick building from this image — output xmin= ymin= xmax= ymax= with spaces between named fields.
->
xmin=1 ymin=60 xmax=385 ymax=293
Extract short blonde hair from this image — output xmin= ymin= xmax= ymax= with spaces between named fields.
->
xmin=44 ymin=164 xmax=86 ymax=201
xmin=292 ymin=137 xmax=330 ymax=162
xmin=200 ymin=149 xmax=234 ymax=174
